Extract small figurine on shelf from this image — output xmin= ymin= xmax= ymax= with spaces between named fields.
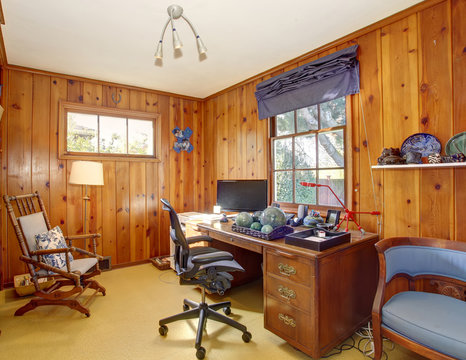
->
xmin=428 ymin=153 xmax=442 ymax=164
xmin=404 ymin=151 xmax=422 ymax=164
xmin=377 ymin=148 xmax=405 ymax=165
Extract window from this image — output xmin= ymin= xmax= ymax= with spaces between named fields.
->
xmin=59 ymin=101 xmax=160 ymax=161
xmin=271 ymin=97 xmax=347 ymax=208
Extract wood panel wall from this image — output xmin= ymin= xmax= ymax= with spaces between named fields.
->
xmin=204 ymin=0 xmax=465 ymax=241
xmin=1 ymin=70 xmax=206 ymax=284
xmin=1 ymin=0 xmax=465 ymax=286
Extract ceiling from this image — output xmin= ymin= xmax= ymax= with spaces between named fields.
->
xmin=1 ymin=0 xmax=423 ymax=99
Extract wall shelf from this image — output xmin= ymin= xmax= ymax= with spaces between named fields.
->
xmin=372 ymin=163 xmax=466 ymax=169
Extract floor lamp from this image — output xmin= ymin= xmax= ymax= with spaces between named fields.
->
xmin=69 ymin=161 xmax=104 ymax=234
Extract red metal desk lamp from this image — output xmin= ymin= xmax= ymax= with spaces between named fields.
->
xmin=300 ymin=182 xmax=380 ymax=234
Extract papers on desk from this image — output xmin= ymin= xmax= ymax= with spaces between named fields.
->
xmin=304 ymin=236 xmax=326 ymax=242
xmin=178 ymin=212 xmax=224 ymax=224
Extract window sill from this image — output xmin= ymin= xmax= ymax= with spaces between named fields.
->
xmin=274 ymin=203 xmax=344 ymax=216
xmin=59 ymin=153 xmax=161 ymax=163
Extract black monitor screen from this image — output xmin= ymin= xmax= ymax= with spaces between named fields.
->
xmin=216 ymin=180 xmax=268 ymax=212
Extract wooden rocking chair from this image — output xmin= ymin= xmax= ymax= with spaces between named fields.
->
xmin=3 ymin=191 xmax=106 ymax=317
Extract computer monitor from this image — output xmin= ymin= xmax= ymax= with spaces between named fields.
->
xmin=216 ymin=180 xmax=268 ymax=212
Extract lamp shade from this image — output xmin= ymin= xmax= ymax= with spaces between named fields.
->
xmin=69 ymin=161 xmax=104 ymax=186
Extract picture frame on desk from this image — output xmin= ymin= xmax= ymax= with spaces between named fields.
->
xmin=326 ymin=210 xmax=341 ymax=226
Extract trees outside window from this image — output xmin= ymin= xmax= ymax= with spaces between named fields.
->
xmin=59 ymin=101 xmax=160 ymax=161
xmin=272 ymin=97 xmax=346 ymax=207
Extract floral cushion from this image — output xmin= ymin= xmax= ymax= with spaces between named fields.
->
xmin=35 ymin=226 xmax=74 ymax=269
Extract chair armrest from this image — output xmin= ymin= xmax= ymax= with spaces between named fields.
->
xmin=73 ymin=247 xmax=103 ymax=260
xmin=191 ymin=251 xmax=233 ymax=265
xmin=30 ymin=247 xmax=74 ymax=256
xmin=65 ymin=233 xmax=101 ymax=240
xmin=187 ymin=235 xmax=212 ymax=245
xmin=66 ymin=233 xmax=101 ymax=256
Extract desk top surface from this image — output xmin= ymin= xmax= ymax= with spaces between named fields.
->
xmin=197 ymin=221 xmax=379 ymax=258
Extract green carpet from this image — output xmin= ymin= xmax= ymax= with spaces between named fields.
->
xmin=0 ymin=264 xmax=426 ymax=360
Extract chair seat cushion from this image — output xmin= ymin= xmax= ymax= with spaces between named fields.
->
xmin=70 ymin=258 xmax=98 ymax=274
xmin=382 ymin=291 xmax=466 ymax=360
xmin=36 ymin=257 xmax=98 ymax=276
xmin=35 ymin=226 xmax=74 ymax=268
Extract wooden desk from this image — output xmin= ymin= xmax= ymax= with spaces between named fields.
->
xmin=197 ymin=221 xmax=379 ymax=359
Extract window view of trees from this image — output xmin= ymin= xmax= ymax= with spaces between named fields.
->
xmin=272 ymin=97 xmax=346 ymax=207
xmin=67 ymin=112 xmax=154 ymax=156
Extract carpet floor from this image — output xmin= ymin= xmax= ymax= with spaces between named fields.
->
xmin=0 ymin=264 xmax=426 ymax=360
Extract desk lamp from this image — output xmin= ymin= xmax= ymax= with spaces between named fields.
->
xmin=300 ymin=182 xmax=380 ymax=234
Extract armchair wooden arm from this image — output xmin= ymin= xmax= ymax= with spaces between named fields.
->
xmin=65 ymin=233 xmax=101 ymax=254
xmin=30 ymin=247 xmax=75 ymax=255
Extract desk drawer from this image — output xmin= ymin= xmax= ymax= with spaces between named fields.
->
xmin=265 ymin=296 xmax=312 ymax=348
xmin=208 ymin=231 xmax=262 ymax=254
xmin=265 ymin=274 xmax=312 ymax=313
xmin=265 ymin=249 xmax=313 ymax=287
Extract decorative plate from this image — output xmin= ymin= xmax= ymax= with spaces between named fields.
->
xmin=400 ymin=133 xmax=441 ymax=157
xmin=445 ymin=132 xmax=466 ymax=155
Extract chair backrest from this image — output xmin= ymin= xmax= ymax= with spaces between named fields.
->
xmin=3 ymin=192 xmax=53 ymax=275
xmin=376 ymin=237 xmax=466 ymax=283
xmin=160 ymin=198 xmax=190 ymax=271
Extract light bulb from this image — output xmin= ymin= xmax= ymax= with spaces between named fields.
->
xmin=196 ymin=36 xmax=207 ymax=55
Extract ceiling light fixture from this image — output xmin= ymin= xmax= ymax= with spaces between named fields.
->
xmin=154 ymin=4 xmax=207 ymax=61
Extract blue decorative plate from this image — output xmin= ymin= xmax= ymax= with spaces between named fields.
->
xmin=400 ymin=133 xmax=441 ymax=157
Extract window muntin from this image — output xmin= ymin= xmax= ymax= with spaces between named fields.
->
xmin=272 ymin=98 xmax=346 ymax=207
xmin=59 ymin=101 xmax=160 ymax=161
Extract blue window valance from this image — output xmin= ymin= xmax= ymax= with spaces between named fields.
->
xmin=255 ymin=45 xmax=360 ymax=119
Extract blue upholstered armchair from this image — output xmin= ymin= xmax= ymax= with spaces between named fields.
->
xmin=372 ymin=237 xmax=466 ymax=360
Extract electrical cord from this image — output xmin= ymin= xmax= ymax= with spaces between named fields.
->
xmin=322 ymin=322 xmax=393 ymax=359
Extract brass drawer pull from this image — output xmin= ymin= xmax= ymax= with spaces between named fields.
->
xmin=278 ymin=263 xmax=296 ymax=276
xmin=278 ymin=313 xmax=296 ymax=327
xmin=278 ymin=285 xmax=296 ymax=301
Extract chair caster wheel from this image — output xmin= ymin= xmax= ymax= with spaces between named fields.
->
xmin=242 ymin=331 xmax=252 ymax=343
xmin=223 ymin=306 xmax=231 ymax=315
xmin=196 ymin=346 xmax=206 ymax=359
xmin=159 ymin=325 xmax=168 ymax=336
xmin=183 ymin=304 xmax=189 ymax=311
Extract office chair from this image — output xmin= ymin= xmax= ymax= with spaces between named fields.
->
xmin=158 ymin=199 xmax=251 ymax=360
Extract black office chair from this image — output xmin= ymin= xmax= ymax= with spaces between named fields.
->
xmin=158 ymin=199 xmax=252 ymax=359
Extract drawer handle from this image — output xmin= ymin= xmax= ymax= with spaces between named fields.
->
xmin=278 ymin=285 xmax=296 ymax=301
xmin=278 ymin=263 xmax=296 ymax=276
xmin=278 ymin=313 xmax=296 ymax=327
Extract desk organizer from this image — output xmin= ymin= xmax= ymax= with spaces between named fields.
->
xmin=232 ymin=223 xmax=294 ymax=240
xmin=285 ymin=228 xmax=350 ymax=251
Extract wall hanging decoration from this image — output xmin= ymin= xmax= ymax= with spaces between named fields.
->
xmin=172 ymin=126 xmax=193 ymax=153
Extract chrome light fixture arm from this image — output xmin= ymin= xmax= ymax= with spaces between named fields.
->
xmin=155 ymin=18 xmax=170 ymax=59
xmin=181 ymin=15 xmax=207 ymax=55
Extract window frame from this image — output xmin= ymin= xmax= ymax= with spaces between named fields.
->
xmin=268 ymin=96 xmax=353 ymax=213
xmin=58 ymin=101 xmax=161 ymax=162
